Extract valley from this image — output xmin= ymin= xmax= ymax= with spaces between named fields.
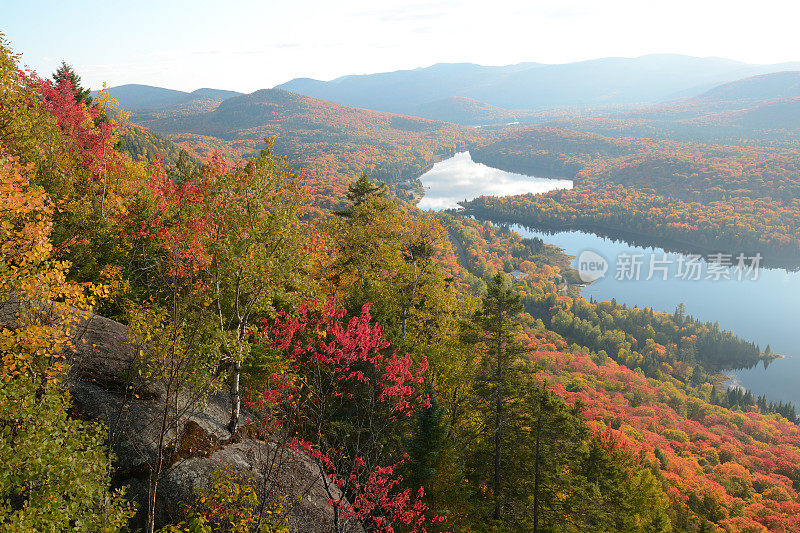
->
xmin=5 ymin=21 xmax=800 ymax=532
xmin=418 ymin=150 xmax=800 ymax=407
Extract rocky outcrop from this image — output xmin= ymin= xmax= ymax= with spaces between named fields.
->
xmin=1 ymin=303 xmax=360 ymax=532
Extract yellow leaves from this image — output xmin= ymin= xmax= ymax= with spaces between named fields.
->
xmin=98 ymin=81 xmax=129 ymax=123
xmin=0 ymin=150 xmax=104 ymax=383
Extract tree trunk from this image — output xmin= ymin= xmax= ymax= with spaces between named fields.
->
xmin=147 ymin=402 xmax=170 ymax=533
xmin=494 ymin=392 xmax=502 ymax=521
xmin=228 ymin=359 xmax=242 ymax=434
xmin=533 ymin=412 xmax=542 ymax=533
xmin=146 ymin=452 xmax=162 ymax=533
xmin=493 ymin=323 xmax=504 ymax=522
xmin=402 ymin=303 xmax=408 ymax=341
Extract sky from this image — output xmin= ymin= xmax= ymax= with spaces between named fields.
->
xmin=3 ymin=0 xmax=800 ymax=93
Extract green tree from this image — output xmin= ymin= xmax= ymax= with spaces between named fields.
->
xmin=53 ymin=61 xmax=92 ymax=106
xmin=469 ymin=272 xmax=529 ymax=524
xmin=334 ymin=173 xmax=387 ymax=217
xmin=203 ymin=141 xmax=309 ymax=434
xmin=327 ymin=175 xmax=404 ymax=322
xmin=0 ymin=379 xmax=132 ymax=532
xmin=405 ymin=382 xmax=446 ymax=490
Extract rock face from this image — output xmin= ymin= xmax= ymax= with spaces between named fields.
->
xmin=21 ymin=307 xmax=362 ymax=533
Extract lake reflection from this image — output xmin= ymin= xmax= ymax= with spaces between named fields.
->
xmin=512 ymin=225 xmax=800 ymax=407
xmin=416 ymin=151 xmax=572 ymax=211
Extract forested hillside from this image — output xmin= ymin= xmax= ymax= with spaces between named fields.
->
xmin=409 ymin=96 xmax=527 ymax=125
xmin=128 ymin=88 xmax=479 ymax=212
xmin=117 ymin=124 xmax=196 ymax=166
xmin=464 ymin=127 xmax=800 ymax=264
xmin=96 ymin=84 xmax=241 ymax=112
xmin=3 ymin=32 xmax=800 ymax=533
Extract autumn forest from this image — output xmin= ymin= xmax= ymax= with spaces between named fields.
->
xmin=2 ymin=10 xmax=800 ymax=533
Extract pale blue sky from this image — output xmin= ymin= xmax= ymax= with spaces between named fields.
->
xmin=3 ymin=0 xmax=799 ymax=93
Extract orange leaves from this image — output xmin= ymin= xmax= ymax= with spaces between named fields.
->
xmin=0 ymin=150 xmax=102 ymax=382
xmin=0 ymin=156 xmax=53 ymax=295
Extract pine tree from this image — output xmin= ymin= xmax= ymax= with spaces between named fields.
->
xmin=471 ymin=272 xmax=529 ymax=524
xmin=406 ymin=382 xmax=445 ymax=489
xmin=334 ymin=174 xmax=387 ymax=217
xmin=52 ymin=61 xmax=92 ymax=106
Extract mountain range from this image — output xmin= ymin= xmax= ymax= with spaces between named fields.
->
xmin=107 ymin=55 xmax=800 ymax=171
xmin=93 ymin=84 xmax=241 ymax=111
xmin=276 ymin=54 xmax=800 ymax=113
xmin=103 ymin=54 xmax=800 ymax=130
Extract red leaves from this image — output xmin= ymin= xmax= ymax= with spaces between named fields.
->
xmin=268 ymin=298 xmax=427 ymax=417
xmin=344 ymin=458 xmax=440 ymax=533
xmin=247 ymin=297 xmax=445 ymax=532
xmin=137 ymin=160 xmax=212 ymax=281
xmin=26 ymin=70 xmax=118 ymax=180
xmin=533 ymin=348 xmax=800 ymax=530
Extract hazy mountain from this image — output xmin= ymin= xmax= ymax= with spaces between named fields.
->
xmin=726 ymin=97 xmax=800 ymax=129
xmin=618 ymin=71 xmax=800 ymax=123
xmin=276 ymin=55 xmax=800 ymax=113
xmin=691 ymin=71 xmax=800 ymax=104
xmin=409 ymin=96 xmax=527 ymax=125
xmin=94 ymin=84 xmax=242 ymax=112
xmin=190 ymin=88 xmax=242 ymax=100
xmin=137 ymin=88 xmax=469 ymax=140
xmin=276 ymin=62 xmax=541 ymax=114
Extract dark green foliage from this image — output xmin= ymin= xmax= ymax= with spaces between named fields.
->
xmin=538 ymin=296 xmax=768 ymax=381
xmin=117 ymin=126 xmax=192 ymax=166
xmin=405 ymin=382 xmax=446 ymax=489
xmin=53 ymin=61 xmax=92 ymax=106
xmin=334 ymin=174 xmax=388 ymax=217
xmin=718 ymin=387 xmax=798 ymax=424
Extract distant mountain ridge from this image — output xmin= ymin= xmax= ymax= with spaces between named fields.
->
xmin=409 ymin=96 xmax=527 ymax=126
xmin=93 ymin=84 xmax=242 ymax=112
xmin=692 ymin=71 xmax=800 ymax=104
xmin=617 ymin=71 xmax=800 ymax=125
xmin=276 ymin=54 xmax=800 ymax=114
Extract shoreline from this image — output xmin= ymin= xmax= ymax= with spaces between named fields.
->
xmin=466 ymin=212 xmax=800 ymax=271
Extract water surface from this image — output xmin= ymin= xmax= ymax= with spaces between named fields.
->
xmin=513 ymin=225 xmax=800 ymax=406
xmin=416 ymin=151 xmax=572 ymax=210
xmin=416 ymin=152 xmax=800 ymax=406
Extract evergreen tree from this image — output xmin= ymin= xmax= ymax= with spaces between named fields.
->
xmin=674 ymin=302 xmax=686 ymax=324
xmin=405 ymin=382 xmax=445 ymax=490
xmin=471 ymin=273 xmax=529 ymax=524
xmin=52 ymin=61 xmax=92 ymax=106
xmin=334 ymin=174 xmax=387 ymax=217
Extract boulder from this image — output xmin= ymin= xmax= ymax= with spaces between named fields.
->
xmin=1 ymin=303 xmax=361 ymax=532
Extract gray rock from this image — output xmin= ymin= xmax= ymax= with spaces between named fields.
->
xmin=1 ymin=303 xmax=362 ymax=533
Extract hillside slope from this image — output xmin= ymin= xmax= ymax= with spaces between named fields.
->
xmin=410 ymin=96 xmax=526 ymax=125
xmin=131 ymin=88 xmax=479 ymax=210
xmin=95 ymin=84 xmax=241 ymax=111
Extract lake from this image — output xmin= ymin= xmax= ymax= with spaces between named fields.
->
xmin=514 ymin=226 xmax=800 ymax=407
xmin=416 ymin=151 xmax=572 ymax=211
xmin=416 ymin=152 xmax=800 ymax=407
